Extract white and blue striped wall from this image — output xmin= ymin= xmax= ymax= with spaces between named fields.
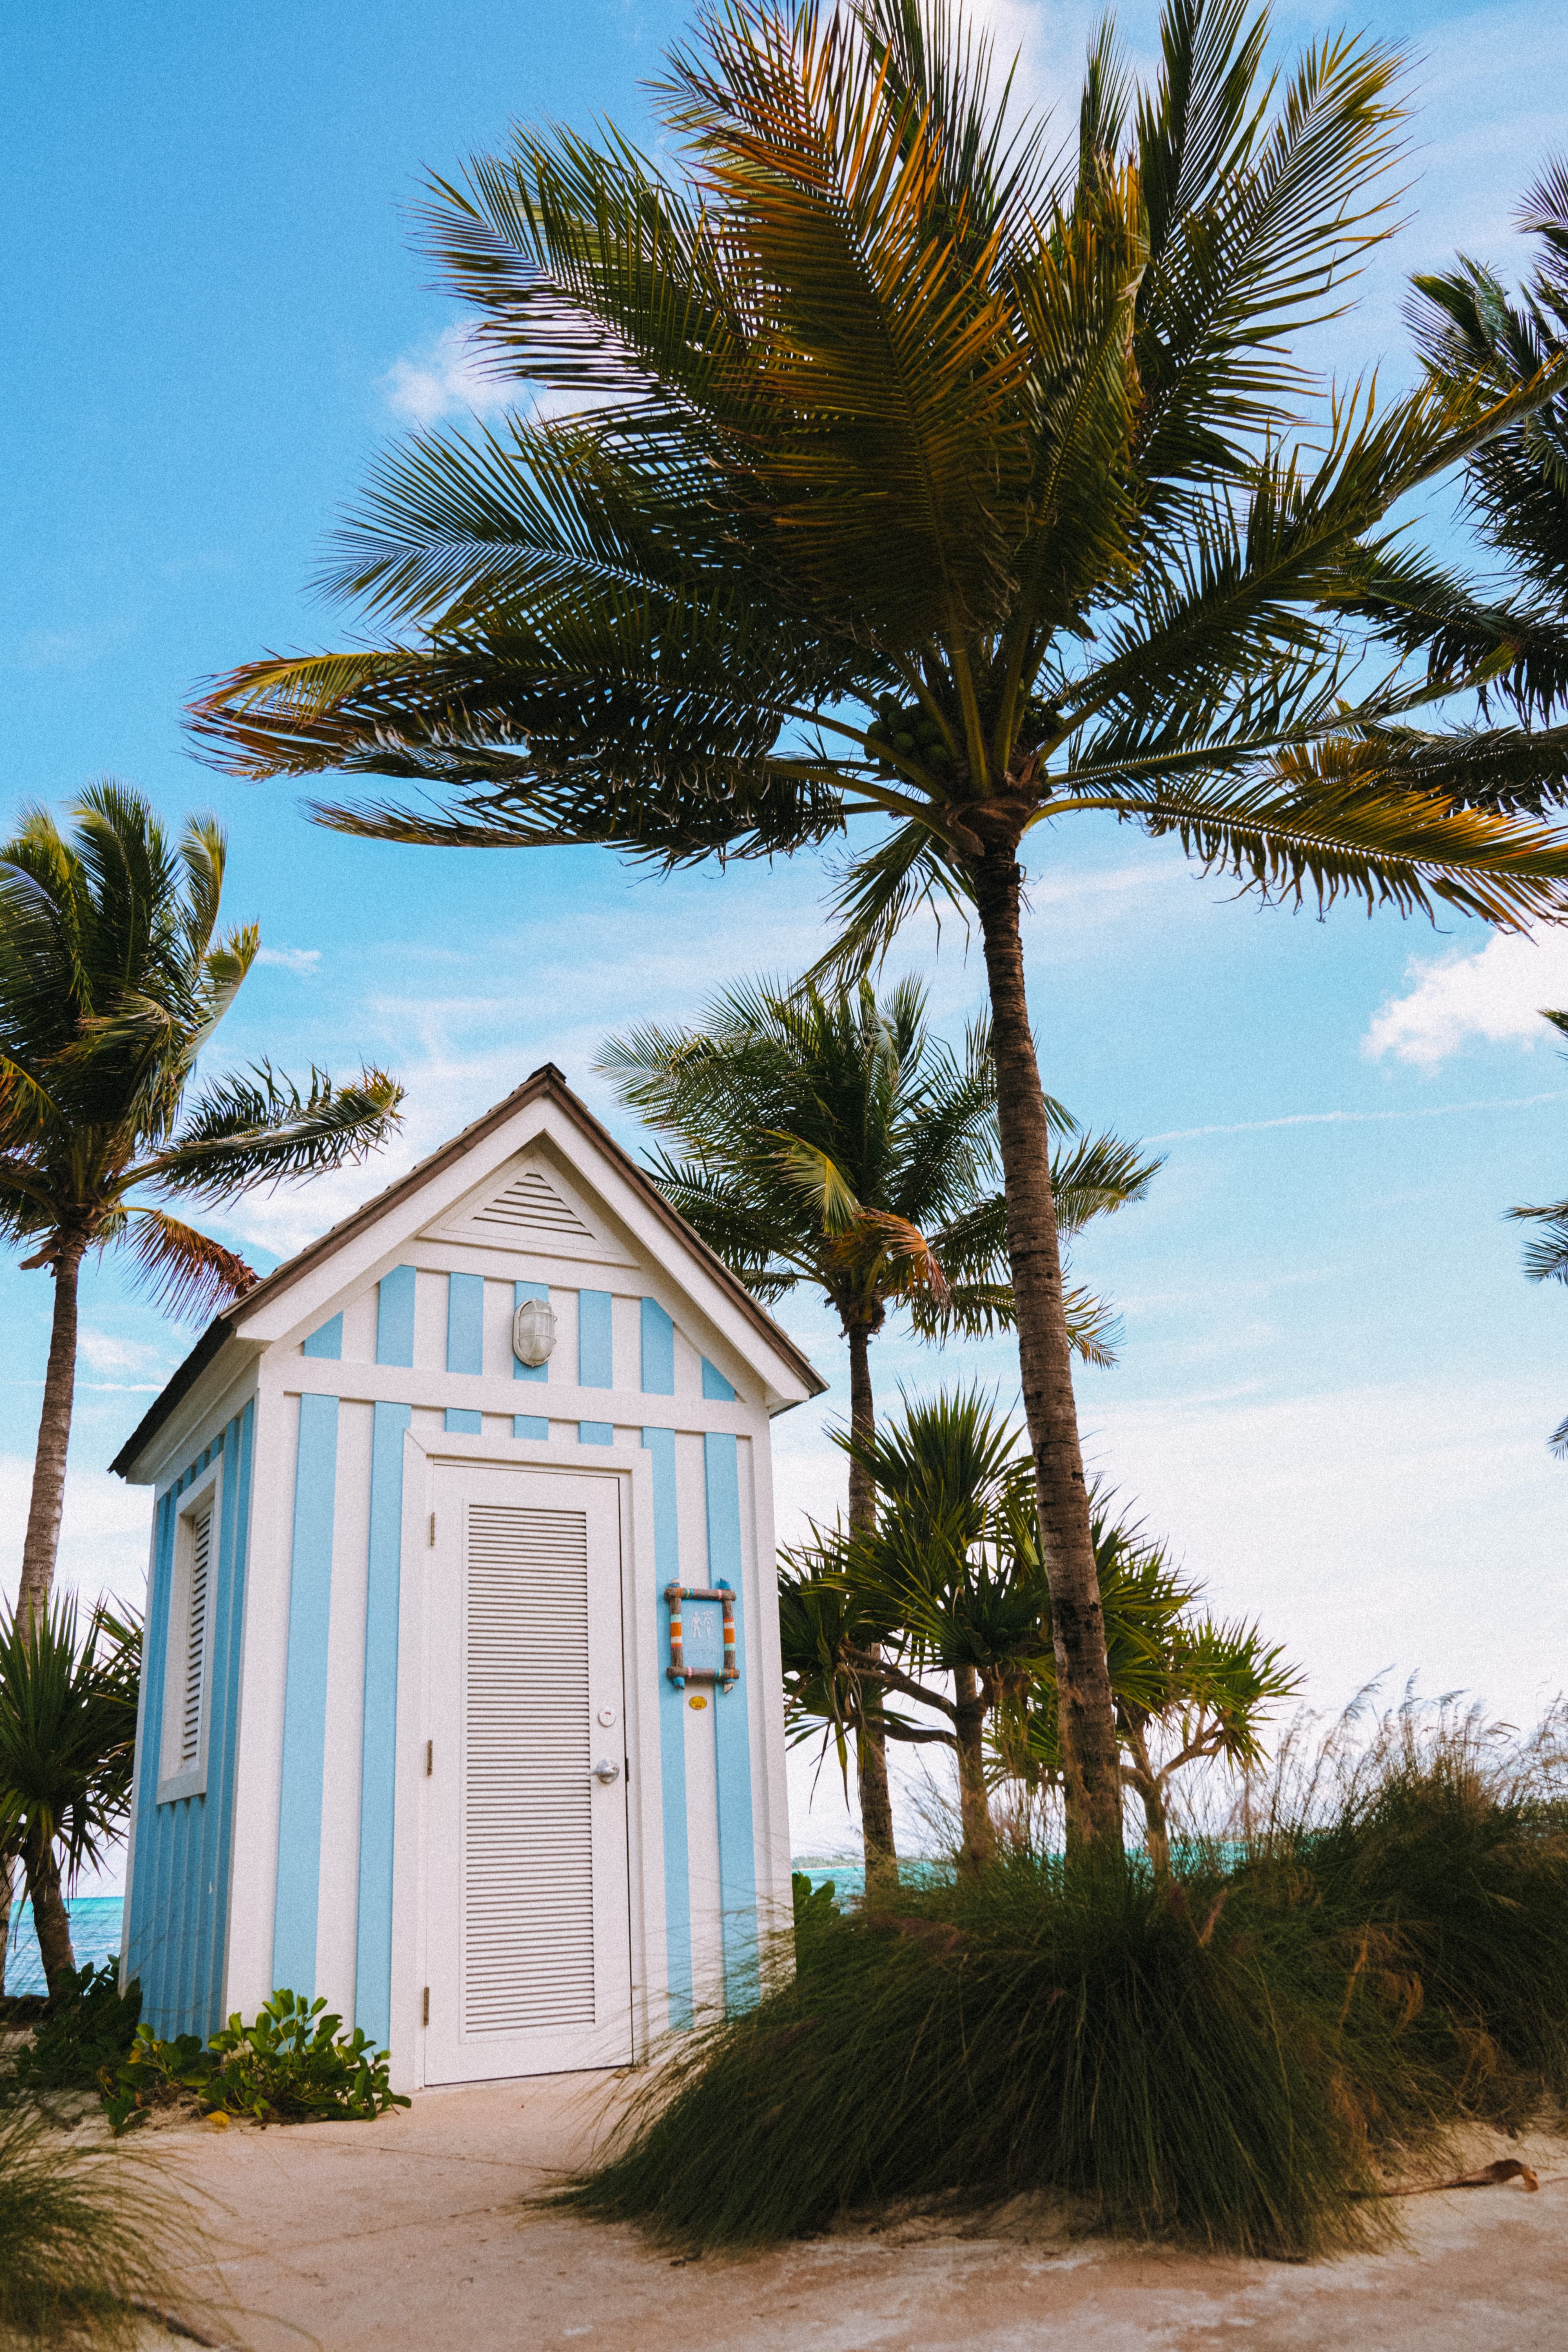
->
xmin=148 ymin=1254 xmax=789 ymax=2064
xmin=123 ymin=1395 xmax=256 ymax=2038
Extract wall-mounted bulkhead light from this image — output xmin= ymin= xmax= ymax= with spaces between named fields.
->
xmin=512 ymin=1296 xmax=557 ymax=1367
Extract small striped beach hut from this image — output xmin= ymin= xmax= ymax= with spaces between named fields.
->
xmin=112 ymin=1066 xmax=824 ymax=2089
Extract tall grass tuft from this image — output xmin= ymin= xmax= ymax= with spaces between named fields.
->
xmin=571 ymin=1696 xmax=1568 ymax=2258
xmin=0 ymin=2105 xmax=191 ymax=2347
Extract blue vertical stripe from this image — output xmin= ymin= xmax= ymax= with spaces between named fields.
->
xmin=446 ymin=1271 xmax=486 ymax=1433
xmin=513 ymin=1415 xmax=549 ymax=1440
xmin=701 ymin=1357 xmax=736 ymax=1402
xmin=642 ymin=1429 xmax=692 ymax=2029
xmin=376 ymin=1266 xmax=416 ymax=1367
xmin=355 ymin=1401 xmax=411 ymax=2047
xmin=513 ymin=1278 xmax=549 ymax=1384
xmin=641 ymin=1298 xmax=675 ymax=1396
xmin=272 ymin=1394 xmax=340 ymax=1997
xmin=446 ymin=1272 xmax=484 ymax=1374
xmin=302 ymin=1314 xmax=343 ymax=1360
xmin=705 ymin=1431 xmax=757 ymax=2008
xmin=579 ymin=1290 xmax=613 ymax=1387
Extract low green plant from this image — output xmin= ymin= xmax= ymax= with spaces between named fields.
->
xmin=790 ymin=1873 xmax=840 ymax=1933
xmin=0 ymin=2102 xmax=191 ymax=2347
xmin=103 ymin=1989 xmax=410 ymax=2133
xmin=3 ymin=1966 xmax=141 ymax=2103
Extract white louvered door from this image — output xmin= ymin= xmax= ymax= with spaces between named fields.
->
xmin=424 ymin=1464 xmax=631 ymax=2082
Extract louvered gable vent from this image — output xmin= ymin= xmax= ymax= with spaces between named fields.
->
xmin=472 ymin=1168 xmax=591 ymax=1241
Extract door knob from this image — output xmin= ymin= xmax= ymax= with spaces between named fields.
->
xmin=592 ymin=1757 xmax=622 ymax=1784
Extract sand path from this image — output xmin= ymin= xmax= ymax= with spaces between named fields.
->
xmin=141 ymin=2074 xmax=1567 ymax=2351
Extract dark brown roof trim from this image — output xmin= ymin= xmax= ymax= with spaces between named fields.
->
xmin=111 ymin=1064 xmax=824 ymax=1479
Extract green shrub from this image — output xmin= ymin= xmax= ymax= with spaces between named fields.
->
xmin=1225 ymin=1697 xmax=1568 ymax=2130
xmin=572 ymin=1705 xmax=1568 ymax=2260
xmin=103 ymin=1989 xmax=409 ymax=2133
xmin=569 ymin=1853 xmax=1436 ymax=2259
xmin=0 ymin=2103 xmax=190 ymax=2347
xmin=3 ymin=1967 xmax=141 ymax=2103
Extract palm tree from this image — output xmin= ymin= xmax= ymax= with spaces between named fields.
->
xmin=0 ymin=783 xmax=403 ymax=1626
xmin=189 ymin=0 xmax=1568 ymax=1851
xmin=1388 ymin=161 xmax=1568 ymax=753
xmin=1006 ymin=1510 xmax=1301 ymax=1878
xmin=1507 ymin=1009 xmax=1568 ymax=1454
xmin=0 ymin=1597 xmax=139 ymax=1996
xmin=785 ymin=1398 xmax=1300 ymax=1878
xmin=602 ymin=974 xmax=1158 ymax=1873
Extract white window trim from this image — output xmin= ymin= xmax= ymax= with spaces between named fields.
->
xmin=157 ymin=1459 xmax=222 ymax=1805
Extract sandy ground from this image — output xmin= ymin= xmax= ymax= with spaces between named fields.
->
xmin=134 ymin=2073 xmax=1568 ymax=2352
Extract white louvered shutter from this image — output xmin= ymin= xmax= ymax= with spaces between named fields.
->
xmin=180 ymin=1504 xmax=211 ymax=1768
xmin=462 ymin=1503 xmax=595 ymax=2035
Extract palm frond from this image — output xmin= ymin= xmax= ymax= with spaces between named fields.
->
xmin=138 ymin=1065 xmax=404 ymax=1197
xmin=122 ymin=1208 xmax=259 ymax=1323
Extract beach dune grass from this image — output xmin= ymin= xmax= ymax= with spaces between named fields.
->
xmin=0 ymin=2104 xmax=190 ymax=2347
xmin=569 ymin=1709 xmax=1568 ymax=2259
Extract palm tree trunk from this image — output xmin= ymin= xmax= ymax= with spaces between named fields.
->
xmin=0 ymin=1855 xmax=12 ymax=1998
xmin=969 ymin=852 xmax=1123 ymax=1855
xmin=953 ymin=1666 xmax=995 ymax=1875
xmin=1123 ymin=1721 xmax=1170 ymax=1880
xmin=847 ymin=1321 xmax=897 ymax=1889
xmin=25 ymin=1844 xmax=76 ymax=1996
xmin=18 ymin=1234 xmax=87 ymax=1626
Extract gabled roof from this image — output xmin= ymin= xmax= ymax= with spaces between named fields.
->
xmin=110 ymin=1063 xmax=826 ymax=1479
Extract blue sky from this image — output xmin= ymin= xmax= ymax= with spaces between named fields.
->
xmin=5 ymin=0 xmax=1568 ymax=1864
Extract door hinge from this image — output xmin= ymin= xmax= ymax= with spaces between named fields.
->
xmin=425 ymin=1740 xmax=433 ymax=1777
xmin=428 ymin=1510 xmax=437 ymax=1547
xmin=422 ymin=1987 xmax=430 ymax=2027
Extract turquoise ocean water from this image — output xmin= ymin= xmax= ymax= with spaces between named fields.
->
xmin=2 ymin=1870 xmax=892 ymax=2001
xmin=4 ymin=1896 xmax=125 ymax=1996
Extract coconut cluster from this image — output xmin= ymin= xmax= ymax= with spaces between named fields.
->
xmin=863 ymin=695 xmax=954 ymax=773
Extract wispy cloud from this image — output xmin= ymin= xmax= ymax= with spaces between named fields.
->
xmin=256 ymin=945 xmax=321 ymax=975
xmin=1149 ymin=1087 xmax=1568 ymax=1143
xmin=1363 ymin=931 xmax=1568 ymax=1066
xmin=381 ymin=324 xmax=517 ymax=429
xmin=78 ymin=1328 xmax=171 ymax=1379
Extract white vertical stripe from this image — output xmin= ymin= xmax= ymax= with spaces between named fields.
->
xmin=611 ymin=1292 xmax=640 ymax=1392
xmin=316 ymin=1398 xmax=372 ymax=2021
xmin=412 ymin=1268 xmax=446 ymax=1370
xmin=481 ymin=1277 xmax=516 ymax=1377
xmin=340 ymin=1287 xmax=379 ymax=1364
xmin=672 ymin=1327 xmax=703 ymax=1400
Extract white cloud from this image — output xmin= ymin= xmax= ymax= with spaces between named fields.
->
xmin=0 ymin=1452 xmax=152 ymax=1615
xmin=381 ymin=324 xmax=517 ymax=429
xmin=256 ymin=945 xmax=321 ymax=975
xmin=1363 ymin=931 xmax=1568 ymax=1066
xmin=77 ymin=1329 xmax=169 ymax=1379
